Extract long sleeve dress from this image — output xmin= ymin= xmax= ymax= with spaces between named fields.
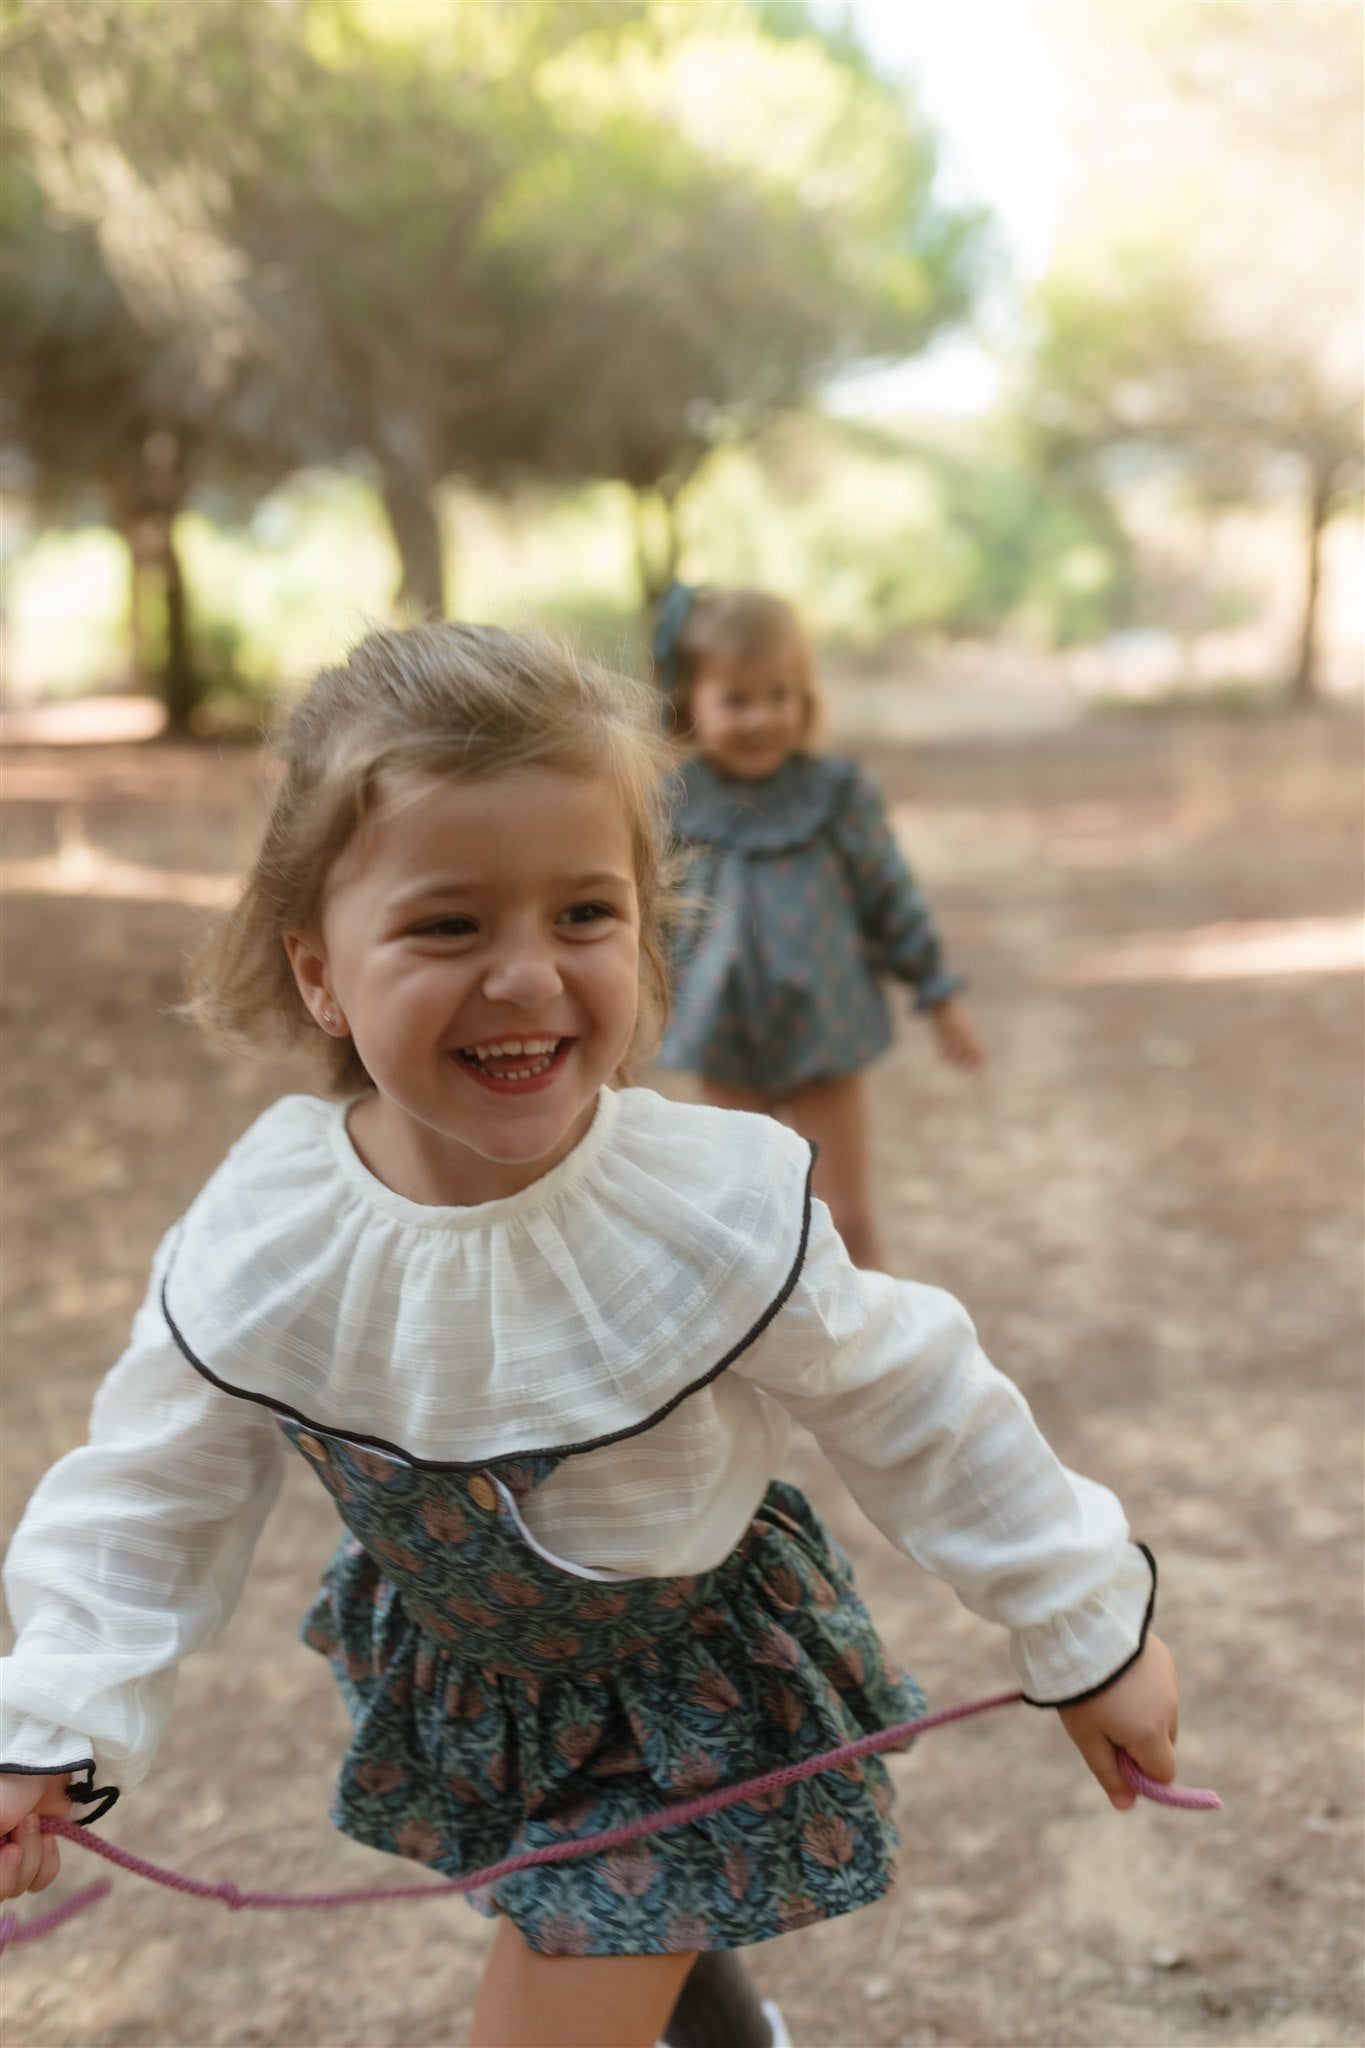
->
xmin=1 ymin=1088 xmax=1154 ymax=1954
xmin=658 ymin=753 xmax=962 ymax=1091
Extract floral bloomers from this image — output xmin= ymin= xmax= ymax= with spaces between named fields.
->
xmin=287 ymin=1421 xmax=924 ymax=1954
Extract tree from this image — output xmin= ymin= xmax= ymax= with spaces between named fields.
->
xmin=0 ymin=0 xmax=321 ymax=721
xmin=1032 ymin=253 xmax=1361 ymax=703
xmin=1025 ymin=1 xmax=1363 ymax=704
xmin=469 ymin=7 xmax=986 ymax=600
xmin=2 ymin=0 xmax=987 ymax=668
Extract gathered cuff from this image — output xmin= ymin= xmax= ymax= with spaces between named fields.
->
xmin=911 ymin=969 xmax=965 ymax=1013
xmin=1013 ymin=1542 xmax=1157 ymax=1707
xmin=0 ymin=1728 xmax=121 ymax=1824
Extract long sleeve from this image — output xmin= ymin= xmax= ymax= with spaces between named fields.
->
xmin=737 ymin=1203 xmax=1154 ymax=1703
xmin=1 ymin=1230 xmax=286 ymax=1796
xmin=830 ymin=767 xmax=963 ymax=1009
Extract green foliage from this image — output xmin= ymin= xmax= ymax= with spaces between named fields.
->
xmin=1 ymin=0 xmax=989 ymax=649
xmin=672 ymin=415 xmax=1130 ymax=649
xmin=500 ymin=9 xmax=985 ymax=512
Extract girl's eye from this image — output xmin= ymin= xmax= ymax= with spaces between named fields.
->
xmin=414 ymin=916 xmax=477 ymax=938
xmin=559 ymin=901 xmax=614 ymax=928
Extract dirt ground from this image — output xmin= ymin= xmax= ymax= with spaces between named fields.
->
xmin=1 ymin=707 xmax=1361 ymax=2048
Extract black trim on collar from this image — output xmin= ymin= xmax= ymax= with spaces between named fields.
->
xmin=1020 ymin=1543 xmax=1158 ymax=1709
xmin=0 ymin=1758 xmax=121 ymax=1825
xmin=159 ymin=1147 xmax=817 ymax=1474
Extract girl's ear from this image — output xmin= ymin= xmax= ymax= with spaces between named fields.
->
xmin=284 ymin=931 xmax=348 ymax=1036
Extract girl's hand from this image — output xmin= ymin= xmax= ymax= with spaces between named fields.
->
xmin=929 ymin=998 xmax=985 ymax=1072
xmin=1058 ymin=1633 xmax=1180 ymax=1810
xmin=0 ymin=1772 xmax=71 ymax=1898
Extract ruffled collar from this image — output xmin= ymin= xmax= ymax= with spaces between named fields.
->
xmin=160 ymin=1088 xmax=813 ymax=1468
xmin=672 ymin=754 xmax=857 ymax=855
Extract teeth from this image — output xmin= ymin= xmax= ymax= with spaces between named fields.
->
xmin=467 ymin=1036 xmax=558 ymax=1060
xmin=460 ymin=1036 xmax=563 ymax=1072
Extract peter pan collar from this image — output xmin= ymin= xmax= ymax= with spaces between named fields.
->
xmin=160 ymin=1087 xmax=813 ymax=1469
xmin=673 ymin=754 xmax=857 ymax=856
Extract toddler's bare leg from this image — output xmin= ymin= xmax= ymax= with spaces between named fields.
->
xmin=468 ymin=1918 xmax=694 ymax=2048
xmin=697 ymin=1078 xmax=772 ymax=1117
xmin=785 ymin=1071 xmax=884 ymax=1269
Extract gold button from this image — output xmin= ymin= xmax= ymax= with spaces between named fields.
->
xmin=296 ymin=1433 xmax=329 ymax=1463
xmin=468 ymin=1473 xmax=498 ymax=1512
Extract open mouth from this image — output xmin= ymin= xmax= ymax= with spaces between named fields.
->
xmin=455 ymin=1035 xmax=571 ymax=1090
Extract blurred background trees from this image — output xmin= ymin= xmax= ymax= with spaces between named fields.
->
xmin=1 ymin=0 xmax=1359 ymax=726
xmin=1 ymin=0 xmax=984 ymax=720
xmin=1027 ymin=0 xmax=1363 ymax=707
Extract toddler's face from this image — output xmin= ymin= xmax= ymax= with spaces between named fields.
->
xmin=286 ymin=766 xmax=641 ymax=1207
xmin=688 ymin=647 xmax=807 ymax=780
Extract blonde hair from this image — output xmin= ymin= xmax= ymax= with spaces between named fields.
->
xmin=666 ymin=588 xmax=824 ymax=750
xmin=189 ymin=621 xmax=678 ymax=1093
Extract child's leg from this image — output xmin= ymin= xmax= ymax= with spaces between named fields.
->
xmin=785 ymin=1070 xmax=884 ymax=1270
xmin=696 ymin=1079 xmax=771 ymax=1117
xmin=468 ymin=1917 xmax=694 ymax=2048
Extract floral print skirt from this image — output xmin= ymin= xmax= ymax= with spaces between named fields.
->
xmin=286 ymin=1421 xmax=925 ymax=1955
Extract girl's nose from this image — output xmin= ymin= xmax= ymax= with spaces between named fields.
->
xmin=480 ymin=941 xmax=563 ymax=1007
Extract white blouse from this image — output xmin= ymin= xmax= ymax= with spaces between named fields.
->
xmin=2 ymin=1087 xmax=1154 ymax=1795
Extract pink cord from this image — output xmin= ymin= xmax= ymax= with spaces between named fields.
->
xmin=3 ymin=1690 xmax=1219 ymax=1950
xmin=1117 ymin=1749 xmax=1220 ymax=1809
xmin=0 ymin=1878 xmax=112 ymax=1950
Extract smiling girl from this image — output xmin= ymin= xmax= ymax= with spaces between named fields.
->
xmin=1 ymin=623 xmax=1177 ymax=2048
xmin=654 ymin=586 xmax=984 ymax=1271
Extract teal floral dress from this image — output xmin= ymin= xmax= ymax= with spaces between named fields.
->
xmin=285 ymin=1420 xmax=925 ymax=1955
xmin=660 ymin=754 xmax=962 ymax=1092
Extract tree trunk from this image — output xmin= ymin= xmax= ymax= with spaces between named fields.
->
xmin=631 ymin=486 xmax=681 ymax=608
xmin=128 ymin=548 xmax=149 ymax=694
xmin=381 ymin=467 xmax=446 ymax=618
xmin=123 ymin=522 xmax=159 ymax=694
xmin=159 ymin=517 xmax=200 ymax=734
xmin=107 ymin=490 xmax=159 ymax=695
xmin=1289 ymin=469 xmax=1332 ymax=710
xmin=108 ymin=433 xmax=196 ymax=717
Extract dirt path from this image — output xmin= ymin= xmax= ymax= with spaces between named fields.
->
xmin=2 ymin=712 xmax=1361 ymax=2047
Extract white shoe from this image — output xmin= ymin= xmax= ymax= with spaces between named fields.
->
xmin=762 ymin=1999 xmax=794 ymax=2048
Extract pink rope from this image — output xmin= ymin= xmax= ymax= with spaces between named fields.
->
xmin=0 ymin=1878 xmax=112 ymax=1950
xmin=3 ymin=1690 xmax=1219 ymax=1949
xmin=1116 ymin=1750 xmax=1220 ymax=1809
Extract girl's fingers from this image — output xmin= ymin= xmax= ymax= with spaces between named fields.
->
xmin=1074 ymin=1731 xmax=1137 ymax=1810
xmin=0 ymin=1815 xmax=46 ymax=1897
xmin=18 ymin=1815 xmax=47 ymax=1894
xmin=1124 ymin=1726 xmax=1179 ymax=1787
xmin=30 ymin=1831 xmax=62 ymax=1894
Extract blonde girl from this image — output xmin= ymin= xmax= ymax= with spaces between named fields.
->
xmin=1 ymin=623 xmax=1177 ymax=2048
xmin=654 ymin=585 xmax=984 ymax=1271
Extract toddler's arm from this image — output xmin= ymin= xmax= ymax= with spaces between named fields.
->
xmin=830 ymin=765 xmax=964 ymax=1010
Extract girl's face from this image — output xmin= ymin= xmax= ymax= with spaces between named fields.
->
xmin=687 ymin=645 xmax=808 ymax=780
xmin=286 ymin=766 xmax=641 ymax=1207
